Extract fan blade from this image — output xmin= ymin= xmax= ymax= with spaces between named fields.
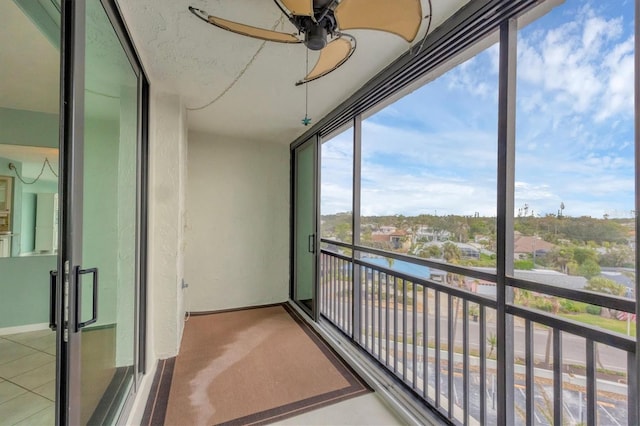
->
xmin=296 ymin=36 xmax=355 ymax=85
xmin=279 ymin=0 xmax=314 ymax=16
xmin=334 ymin=0 xmax=422 ymax=42
xmin=189 ymin=7 xmax=302 ymax=43
xmin=208 ymin=16 xmax=302 ymax=43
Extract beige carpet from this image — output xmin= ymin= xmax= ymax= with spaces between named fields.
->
xmin=144 ymin=304 xmax=370 ymax=426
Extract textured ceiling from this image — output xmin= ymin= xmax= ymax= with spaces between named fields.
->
xmin=117 ymin=0 xmax=473 ymax=144
xmin=0 ymin=1 xmax=59 ymax=114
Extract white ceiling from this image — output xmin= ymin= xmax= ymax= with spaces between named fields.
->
xmin=117 ymin=0 xmax=473 ymax=144
xmin=1 ymin=0 xmax=474 ymax=144
xmin=0 ymin=1 xmax=59 ymax=115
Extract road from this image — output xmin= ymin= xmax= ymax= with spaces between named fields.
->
xmin=323 ymin=297 xmax=630 ymax=374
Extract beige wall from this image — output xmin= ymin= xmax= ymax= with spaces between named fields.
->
xmin=184 ymin=132 xmax=290 ymax=312
xmin=147 ymin=90 xmax=188 ymax=361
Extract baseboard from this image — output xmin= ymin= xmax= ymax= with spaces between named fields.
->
xmin=186 ymin=302 xmax=285 ymax=317
xmin=0 ymin=322 xmax=49 ymax=336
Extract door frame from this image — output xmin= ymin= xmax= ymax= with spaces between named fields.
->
xmin=57 ymin=1 xmax=85 ymax=423
xmin=290 ymin=135 xmax=320 ymax=320
xmin=56 ymin=0 xmax=149 ymax=424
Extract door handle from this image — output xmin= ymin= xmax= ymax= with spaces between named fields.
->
xmin=308 ymin=234 xmax=315 ymax=253
xmin=49 ymin=270 xmax=57 ymax=330
xmin=75 ymin=267 xmax=98 ymax=332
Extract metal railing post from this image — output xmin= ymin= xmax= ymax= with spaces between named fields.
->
xmin=496 ymin=18 xmax=517 ymax=426
xmin=352 ymin=115 xmax=362 ymax=342
xmin=633 ymin=1 xmax=640 ymax=424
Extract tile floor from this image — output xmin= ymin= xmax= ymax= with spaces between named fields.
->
xmin=0 ymin=329 xmax=55 ymax=426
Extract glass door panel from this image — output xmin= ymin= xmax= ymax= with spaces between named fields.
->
xmin=78 ymin=0 xmax=138 ymax=423
xmin=293 ymin=138 xmax=318 ymax=317
xmin=0 ymin=1 xmax=60 ymax=425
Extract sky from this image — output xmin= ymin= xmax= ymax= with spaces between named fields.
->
xmin=321 ymin=0 xmax=635 ymax=219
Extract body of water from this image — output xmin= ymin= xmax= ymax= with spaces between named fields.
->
xmin=360 ymin=257 xmax=431 ymax=279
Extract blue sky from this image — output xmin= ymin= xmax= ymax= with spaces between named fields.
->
xmin=321 ymin=0 xmax=635 ymax=219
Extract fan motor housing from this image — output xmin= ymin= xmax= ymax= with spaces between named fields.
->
xmin=305 ymin=25 xmax=327 ymax=50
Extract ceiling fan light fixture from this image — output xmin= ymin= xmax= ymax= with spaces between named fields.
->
xmin=305 ymin=25 xmax=327 ymax=50
xmin=189 ymin=0 xmax=425 ymax=85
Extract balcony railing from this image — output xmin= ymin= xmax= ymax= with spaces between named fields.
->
xmin=320 ymin=239 xmax=637 ymax=426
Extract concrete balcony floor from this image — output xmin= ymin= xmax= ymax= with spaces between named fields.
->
xmin=275 ymin=393 xmax=404 ymax=426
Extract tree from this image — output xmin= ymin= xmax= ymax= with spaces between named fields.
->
xmin=487 ymin=332 xmax=497 ymax=358
xmin=443 ymin=242 xmax=461 ymax=263
xmin=334 ymin=223 xmax=351 ymax=242
xmin=545 ymin=246 xmax=574 ymax=274
xmin=585 ymin=277 xmax=626 ymax=296
xmin=573 ymin=247 xmax=598 ymax=265
xmin=599 ymin=245 xmax=634 ymax=267
xmin=424 ymin=244 xmax=442 ymax=258
xmin=514 ymin=288 xmax=531 ymax=307
xmin=577 ymin=259 xmax=601 ymax=279
xmin=386 ymin=257 xmax=395 ymax=269
xmin=544 ymin=297 xmax=561 ymax=367
xmin=584 ymin=276 xmax=626 ymax=370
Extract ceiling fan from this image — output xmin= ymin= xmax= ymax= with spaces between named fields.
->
xmin=189 ymin=0 xmax=423 ymax=85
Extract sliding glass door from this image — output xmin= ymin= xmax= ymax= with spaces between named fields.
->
xmin=292 ymin=137 xmax=319 ymax=319
xmin=79 ymin=0 xmax=138 ymax=422
xmin=0 ymin=1 xmax=60 ymax=425
xmin=58 ymin=0 xmax=146 ymax=424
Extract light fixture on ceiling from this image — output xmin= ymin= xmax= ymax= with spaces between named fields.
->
xmin=189 ymin=0 xmax=425 ymax=86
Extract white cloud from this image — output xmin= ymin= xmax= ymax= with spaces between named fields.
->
xmin=356 ymin=119 xmax=499 ymax=216
xmin=598 ymin=36 xmax=634 ymax=121
xmin=320 ymin=2 xmax=635 ymax=219
xmin=321 ymin=131 xmax=354 ymax=214
xmin=360 ymin=165 xmax=497 ymax=217
xmin=517 ymin=5 xmax=632 ymax=121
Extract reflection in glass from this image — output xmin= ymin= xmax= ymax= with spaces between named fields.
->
xmin=0 ymin=0 xmax=60 ymax=424
xmin=0 ymin=145 xmax=59 ymax=258
xmin=321 ymin=128 xmax=353 ymax=245
xmin=79 ymin=0 xmax=138 ymax=422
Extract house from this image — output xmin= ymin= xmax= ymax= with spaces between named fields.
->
xmin=415 ymin=241 xmax=481 ymax=259
xmin=371 ymin=229 xmax=411 ymax=251
xmin=1 ymin=0 xmax=637 ymax=425
xmin=415 ymin=226 xmax=452 ymax=242
xmin=513 ymin=232 xmax=555 ymax=259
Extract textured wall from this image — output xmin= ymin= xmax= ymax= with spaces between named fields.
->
xmin=147 ymin=91 xmax=187 ymax=360
xmin=184 ymin=132 xmax=290 ymax=312
xmin=0 ymin=107 xmax=58 ymax=147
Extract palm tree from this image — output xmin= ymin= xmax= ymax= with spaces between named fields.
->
xmin=544 ymin=297 xmax=561 ymax=367
xmin=386 ymin=256 xmax=395 ymax=269
xmin=443 ymin=242 xmax=461 ymax=263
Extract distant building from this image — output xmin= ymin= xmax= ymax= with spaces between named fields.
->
xmin=414 ymin=241 xmax=480 ymax=259
xmin=513 ymin=232 xmax=555 ymax=259
xmin=371 ymin=229 xmax=411 ymax=251
xmin=414 ymin=226 xmax=451 ymax=242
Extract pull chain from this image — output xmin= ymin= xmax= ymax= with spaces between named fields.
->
xmin=301 ymin=49 xmax=312 ymax=126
